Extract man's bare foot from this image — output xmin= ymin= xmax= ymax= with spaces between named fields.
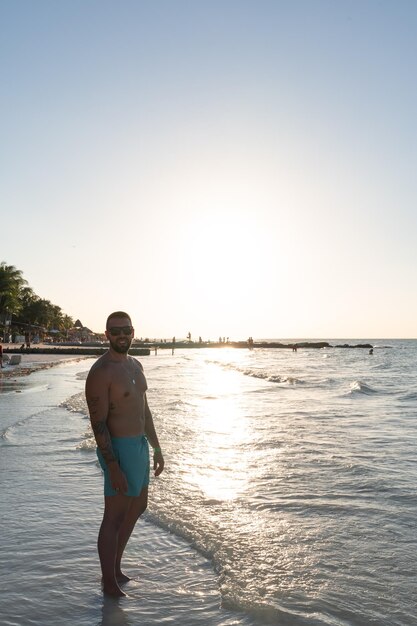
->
xmin=103 ymin=572 xmax=131 ymax=584
xmin=102 ymin=580 xmax=126 ymax=597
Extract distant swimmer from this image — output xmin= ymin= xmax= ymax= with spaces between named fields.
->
xmin=369 ymin=348 xmax=374 ymax=355
xmin=85 ymin=311 xmax=164 ymax=597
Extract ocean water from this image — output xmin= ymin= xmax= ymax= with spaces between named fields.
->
xmin=0 ymin=340 xmax=416 ymax=626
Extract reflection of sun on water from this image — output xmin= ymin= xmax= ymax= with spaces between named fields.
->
xmin=188 ymin=362 xmax=252 ymax=501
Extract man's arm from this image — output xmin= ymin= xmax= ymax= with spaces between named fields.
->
xmin=144 ymin=394 xmax=164 ymax=477
xmin=85 ymin=368 xmax=128 ymax=493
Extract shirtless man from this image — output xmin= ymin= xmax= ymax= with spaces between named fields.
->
xmin=85 ymin=311 xmax=164 ymax=597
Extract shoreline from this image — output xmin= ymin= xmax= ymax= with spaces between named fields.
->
xmin=0 ymin=352 xmax=92 ymax=381
xmin=0 ymin=360 xmax=248 ymax=626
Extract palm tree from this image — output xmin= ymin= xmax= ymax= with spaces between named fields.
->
xmin=22 ymin=298 xmax=55 ymax=328
xmin=1 ymin=262 xmax=76 ymax=338
xmin=61 ymin=314 xmax=74 ymax=337
xmin=18 ymin=286 xmax=37 ymax=320
xmin=0 ymin=262 xmax=28 ymax=322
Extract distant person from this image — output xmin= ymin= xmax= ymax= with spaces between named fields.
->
xmin=0 ymin=343 xmax=3 ymax=368
xmin=25 ymin=332 xmax=30 ymax=348
xmin=85 ymin=311 xmax=164 ymax=597
xmin=172 ymin=336 xmax=176 ymax=355
xmin=369 ymin=348 xmax=374 ymax=355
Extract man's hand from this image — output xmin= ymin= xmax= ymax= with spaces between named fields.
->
xmin=108 ymin=463 xmax=129 ymax=494
xmin=153 ymin=450 xmax=164 ymax=477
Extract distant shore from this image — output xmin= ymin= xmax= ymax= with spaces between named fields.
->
xmin=2 ymin=345 xmax=151 ymax=356
xmin=2 ymin=339 xmax=374 ymax=357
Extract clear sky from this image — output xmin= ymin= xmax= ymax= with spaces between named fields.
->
xmin=1 ymin=0 xmax=416 ymax=339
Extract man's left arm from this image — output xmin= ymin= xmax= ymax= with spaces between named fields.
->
xmin=144 ymin=394 xmax=164 ymax=476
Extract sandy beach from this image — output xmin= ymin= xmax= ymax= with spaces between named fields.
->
xmin=0 ymin=348 xmax=92 ymax=381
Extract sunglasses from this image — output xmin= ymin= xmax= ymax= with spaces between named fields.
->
xmin=108 ymin=326 xmax=134 ymax=336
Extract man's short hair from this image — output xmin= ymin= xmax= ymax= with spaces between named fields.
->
xmin=106 ymin=311 xmax=132 ymax=328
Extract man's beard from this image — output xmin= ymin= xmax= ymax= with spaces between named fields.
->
xmin=109 ymin=336 xmax=132 ymax=354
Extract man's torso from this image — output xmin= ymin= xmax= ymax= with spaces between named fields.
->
xmin=93 ymin=354 xmax=148 ymax=437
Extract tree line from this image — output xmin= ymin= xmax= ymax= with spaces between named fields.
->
xmin=0 ymin=262 xmax=74 ymax=334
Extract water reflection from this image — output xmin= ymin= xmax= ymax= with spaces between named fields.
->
xmin=187 ymin=363 xmax=253 ymax=501
xmin=0 ymin=377 xmax=26 ymax=394
xmin=99 ymin=596 xmax=131 ymax=626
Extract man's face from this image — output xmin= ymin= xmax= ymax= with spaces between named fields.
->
xmin=105 ymin=317 xmax=134 ymax=354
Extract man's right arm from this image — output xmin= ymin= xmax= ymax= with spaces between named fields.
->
xmin=85 ymin=367 xmax=128 ymax=493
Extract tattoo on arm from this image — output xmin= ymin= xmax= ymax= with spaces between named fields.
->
xmin=91 ymin=422 xmax=116 ymax=465
xmin=87 ymin=394 xmax=116 ymax=466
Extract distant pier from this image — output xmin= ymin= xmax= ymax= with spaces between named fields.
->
xmin=144 ymin=340 xmax=373 ymax=350
xmin=3 ymin=346 xmax=151 ymax=356
xmin=3 ymin=340 xmax=374 ymax=357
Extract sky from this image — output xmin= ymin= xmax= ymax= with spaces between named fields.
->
xmin=1 ymin=0 xmax=416 ymax=339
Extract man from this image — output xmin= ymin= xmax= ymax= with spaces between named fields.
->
xmin=85 ymin=311 xmax=164 ymax=597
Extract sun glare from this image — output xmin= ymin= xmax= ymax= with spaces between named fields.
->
xmin=173 ymin=210 xmax=276 ymax=334
xmin=186 ymin=362 xmax=253 ymax=501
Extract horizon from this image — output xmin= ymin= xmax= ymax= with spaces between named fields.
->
xmin=2 ymin=1 xmax=417 ymax=339
xmin=131 ymin=334 xmax=414 ymax=341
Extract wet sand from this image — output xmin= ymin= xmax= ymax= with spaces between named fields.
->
xmin=0 ymin=350 xmax=93 ymax=381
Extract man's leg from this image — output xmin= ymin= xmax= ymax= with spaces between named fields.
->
xmin=115 ymin=486 xmax=148 ymax=581
xmin=98 ymin=494 xmax=132 ymax=596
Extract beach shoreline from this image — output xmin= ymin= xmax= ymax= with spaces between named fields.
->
xmin=0 ymin=356 xmax=255 ymax=626
xmin=0 ymin=351 xmax=93 ymax=381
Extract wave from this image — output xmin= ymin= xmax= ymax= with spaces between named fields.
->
xmin=76 ymin=435 xmax=96 ymax=451
xmin=60 ymin=392 xmax=88 ymax=416
xmin=349 ymin=380 xmax=377 ymax=395
xmin=165 ymin=398 xmax=196 ymax=407
xmin=205 ymin=359 xmax=303 ymax=385
xmin=0 ymin=406 xmax=54 ymax=442
xmin=399 ymin=391 xmax=417 ymax=402
xmin=372 ymin=362 xmax=392 ymax=370
xmin=242 ymin=369 xmax=302 ymax=384
xmin=143 ymin=510 xmax=338 ymax=626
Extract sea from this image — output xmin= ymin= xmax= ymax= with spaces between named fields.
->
xmin=0 ymin=339 xmax=416 ymax=626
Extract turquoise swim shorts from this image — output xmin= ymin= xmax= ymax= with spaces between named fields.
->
xmin=97 ymin=434 xmax=150 ymax=497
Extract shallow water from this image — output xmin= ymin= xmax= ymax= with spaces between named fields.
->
xmin=1 ymin=341 xmax=416 ymax=625
xmin=0 ymin=359 xmax=255 ymax=626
